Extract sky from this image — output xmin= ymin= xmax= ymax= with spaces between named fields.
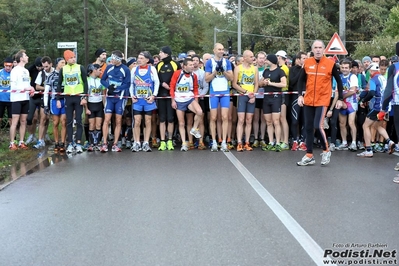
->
xmin=203 ymin=0 xmax=228 ymax=13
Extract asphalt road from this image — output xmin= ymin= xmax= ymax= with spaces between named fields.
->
xmin=0 ymin=148 xmax=398 ymax=266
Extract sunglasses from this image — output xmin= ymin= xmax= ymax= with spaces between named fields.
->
xmin=4 ymin=63 xmax=13 ymax=67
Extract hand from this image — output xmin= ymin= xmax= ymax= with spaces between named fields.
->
xmin=80 ymin=98 xmax=87 ymax=105
xmin=377 ymin=111 xmax=386 ymax=121
xmin=248 ymin=97 xmax=255 ymax=104
xmin=247 ymin=92 xmax=254 ymax=99
xmin=326 ymin=110 xmax=333 ymax=118
xmin=216 ymin=60 xmax=224 ymax=73
xmin=335 ymin=100 xmax=344 ymax=109
xmin=107 ymin=84 xmax=116 ymax=95
xmin=162 ymin=82 xmax=170 ymax=90
xmin=146 ymin=95 xmax=155 ymax=103
xmin=132 ymin=96 xmax=138 ymax=103
xmin=298 ymin=95 xmax=304 ymax=107
xmin=171 ymin=100 xmax=177 ymax=109
xmin=29 ymin=87 xmax=35 ymax=97
xmin=86 ymin=109 xmax=91 ymax=115
xmin=56 ymin=100 xmax=61 ymax=109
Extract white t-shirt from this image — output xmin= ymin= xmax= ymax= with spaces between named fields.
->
xmin=10 ymin=65 xmax=30 ymax=102
xmin=193 ymin=68 xmax=208 ymax=96
xmin=35 ymin=68 xmax=54 ymax=86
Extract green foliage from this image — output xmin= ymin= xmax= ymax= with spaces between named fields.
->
xmin=384 ymin=5 xmax=399 ymax=38
xmin=352 ymin=35 xmax=399 ymax=59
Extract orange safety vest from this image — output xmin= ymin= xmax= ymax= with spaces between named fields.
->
xmin=303 ymin=56 xmax=335 ymax=107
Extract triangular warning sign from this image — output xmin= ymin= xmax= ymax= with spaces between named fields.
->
xmin=325 ymin=32 xmax=348 ymax=55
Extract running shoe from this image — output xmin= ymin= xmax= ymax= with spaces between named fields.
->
xmin=252 ymin=140 xmax=259 ymax=148
xmin=121 ymin=137 xmax=126 ymax=147
xmin=374 ymin=144 xmax=384 ymax=153
xmin=167 ymin=140 xmax=174 ymax=150
xmin=19 ymin=142 xmax=29 ymax=150
xmin=244 ymin=142 xmax=253 ymax=151
xmin=152 ymin=138 xmax=159 ymax=148
xmin=221 ymin=142 xmax=229 ymax=152
xmin=198 ymin=142 xmax=207 ymax=150
xmin=329 ymin=143 xmax=336 ymax=152
xmin=59 ymin=143 xmax=66 ymax=153
xmin=357 ymin=150 xmax=373 ymax=158
xmin=227 ymin=142 xmax=234 ymax=150
xmin=9 ymin=142 xmax=18 ymax=151
xmin=394 ymin=163 xmax=399 ymax=171
xmin=297 ymin=155 xmax=315 ymax=166
xmin=393 ymin=176 xmax=399 ymax=184
xmin=33 ymin=140 xmax=45 ymax=149
xmin=117 ymin=141 xmax=122 ymax=149
xmin=25 ymin=134 xmax=36 ymax=144
xmin=348 ymin=142 xmax=357 ymax=151
xmin=337 ymin=143 xmax=349 ymax=151
xmin=260 ymin=140 xmax=267 ymax=149
xmin=280 ymin=142 xmax=289 ymax=150
xmin=126 ymin=141 xmax=132 ymax=149
xmin=320 ymin=151 xmax=331 ymax=165
xmin=188 ymin=141 xmax=195 ymax=150
xmin=189 ymin=128 xmax=201 ymax=139
xmin=142 ymin=142 xmax=152 ymax=152
xmin=54 ymin=143 xmax=60 ymax=152
xmin=357 ymin=141 xmax=365 ymax=150
xmin=112 ymin=144 xmax=122 ymax=152
xmin=388 ymin=140 xmax=395 ymax=154
xmin=87 ymin=145 xmax=94 ymax=152
xmin=83 ymin=141 xmax=90 ymax=150
xmin=75 ymin=144 xmax=83 ymax=153
xmin=291 ymin=141 xmax=298 ymax=151
xmin=211 ymin=142 xmax=218 ymax=152
xmin=299 ymin=142 xmax=307 ymax=151
xmin=181 ymin=143 xmax=188 ymax=151
xmin=237 ymin=143 xmax=243 ymax=152
xmin=274 ymin=143 xmax=282 ymax=152
xmin=66 ymin=143 xmax=75 ymax=154
xmin=100 ymin=143 xmax=108 ymax=153
xmin=158 ymin=141 xmax=166 ymax=151
xmin=131 ymin=142 xmax=141 ymax=152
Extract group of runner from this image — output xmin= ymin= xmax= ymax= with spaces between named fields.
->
xmin=1 ymin=40 xmax=399 ymax=182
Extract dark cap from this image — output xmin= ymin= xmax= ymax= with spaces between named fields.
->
xmin=87 ymin=63 xmax=100 ymax=74
xmin=35 ymin=57 xmax=43 ymax=67
xmin=4 ymin=57 xmax=13 ymax=63
xmin=126 ymin=57 xmax=137 ymax=67
xmin=351 ymin=61 xmax=359 ymax=68
xmin=95 ymin=48 xmax=106 ymax=57
xmin=55 ymin=57 xmax=64 ymax=66
xmin=266 ymin=54 xmax=278 ymax=65
xmin=161 ymin=46 xmax=172 ymax=56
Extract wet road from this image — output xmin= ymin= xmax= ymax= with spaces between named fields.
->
xmin=0 ymin=148 xmax=399 ymax=266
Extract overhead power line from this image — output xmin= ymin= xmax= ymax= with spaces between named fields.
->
xmin=99 ymin=0 xmax=126 ymax=26
xmin=242 ymin=0 xmax=279 ymax=9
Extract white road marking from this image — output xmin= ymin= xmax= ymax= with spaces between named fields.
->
xmin=224 ymin=152 xmax=336 ymax=266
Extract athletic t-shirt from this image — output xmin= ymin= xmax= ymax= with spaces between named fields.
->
xmin=262 ymin=67 xmax=286 ymax=94
xmin=87 ymin=76 xmax=104 ymax=103
xmin=237 ymin=64 xmax=256 ymax=93
xmin=340 ymin=73 xmax=358 ymax=104
xmin=10 ymin=65 xmax=30 ymax=102
xmin=0 ymin=68 xmax=11 ymax=102
xmin=205 ymin=58 xmax=232 ymax=94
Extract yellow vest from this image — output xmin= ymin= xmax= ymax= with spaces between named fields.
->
xmin=237 ymin=64 xmax=256 ymax=92
xmin=62 ymin=64 xmax=84 ymax=94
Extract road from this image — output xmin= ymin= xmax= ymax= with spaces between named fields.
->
xmin=0 ymin=148 xmax=398 ymax=266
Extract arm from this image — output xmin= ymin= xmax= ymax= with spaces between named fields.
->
xmin=100 ymin=66 xmax=110 ymax=88
xmin=169 ymin=70 xmax=179 ymax=100
xmin=193 ymin=74 xmax=199 ymax=99
xmin=151 ymin=66 xmax=160 ymax=96
xmin=296 ymin=68 xmax=306 ymax=96
xmin=117 ymin=66 xmax=131 ymax=94
xmin=232 ymin=66 xmax=245 ymax=94
xmin=129 ymin=67 xmax=135 ymax=99
xmin=56 ymin=68 xmax=64 ymax=100
xmin=35 ymin=72 xmax=45 ymax=91
xmin=254 ymin=68 xmax=259 ymax=94
xmin=332 ymin=64 xmax=344 ymax=100
xmin=80 ymin=65 xmax=88 ymax=95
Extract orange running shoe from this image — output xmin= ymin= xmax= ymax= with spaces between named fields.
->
xmin=18 ymin=142 xmax=29 ymax=150
xmin=244 ymin=142 xmax=253 ymax=151
xmin=237 ymin=143 xmax=243 ymax=152
xmin=9 ymin=142 xmax=18 ymax=150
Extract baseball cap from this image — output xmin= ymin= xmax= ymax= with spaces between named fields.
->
xmin=369 ymin=63 xmax=379 ymax=71
xmin=276 ymin=50 xmax=287 ymax=58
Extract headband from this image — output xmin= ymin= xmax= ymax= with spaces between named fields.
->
xmin=111 ymin=54 xmax=122 ymax=62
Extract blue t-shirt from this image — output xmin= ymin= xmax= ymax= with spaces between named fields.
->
xmin=101 ymin=64 xmax=131 ymax=96
xmin=205 ymin=58 xmax=232 ymax=94
xmin=0 ymin=68 xmax=11 ymax=102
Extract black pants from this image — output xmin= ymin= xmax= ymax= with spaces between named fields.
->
xmin=27 ymin=97 xmax=42 ymax=125
xmin=304 ymin=105 xmax=328 ymax=153
xmin=65 ymin=96 xmax=83 ymax=144
xmin=290 ymin=95 xmax=306 ymax=140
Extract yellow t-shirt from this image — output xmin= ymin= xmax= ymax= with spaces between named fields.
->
xmin=237 ymin=64 xmax=256 ymax=93
xmin=280 ymin=64 xmax=289 ymax=91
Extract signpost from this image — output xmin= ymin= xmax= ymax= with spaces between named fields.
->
xmin=57 ymin=42 xmax=78 ymax=61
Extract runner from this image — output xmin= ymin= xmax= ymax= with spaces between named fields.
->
xmin=0 ymin=57 xmax=13 ymax=127
xmin=232 ymin=50 xmax=258 ymax=151
xmin=85 ymin=64 xmax=105 ymax=151
xmin=130 ymin=51 xmax=159 ymax=152
xmin=56 ymin=50 xmax=88 ymax=154
xmin=44 ymin=57 xmax=66 ymax=152
xmin=100 ymin=50 xmax=131 ymax=152
xmin=170 ymin=58 xmax=203 ymax=151
xmin=9 ymin=50 xmax=34 ymax=150
xmin=296 ymin=40 xmax=344 ymax=166
xmin=205 ymin=43 xmax=233 ymax=152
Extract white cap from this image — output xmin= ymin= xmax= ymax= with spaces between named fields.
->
xmin=276 ymin=50 xmax=287 ymax=58
xmin=369 ymin=63 xmax=379 ymax=71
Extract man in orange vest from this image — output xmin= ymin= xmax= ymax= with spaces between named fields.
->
xmin=296 ymin=40 xmax=344 ymax=166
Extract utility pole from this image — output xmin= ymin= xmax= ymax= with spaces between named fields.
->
xmin=125 ymin=17 xmax=128 ymax=58
xmin=298 ymin=0 xmax=305 ymax=52
xmin=339 ymin=0 xmax=346 ymax=48
xmin=214 ymin=27 xmax=217 ymax=45
xmin=237 ymin=0 xmax=241 ymax=54
xmin=84 ymin=0 xmax=89 ymax=66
